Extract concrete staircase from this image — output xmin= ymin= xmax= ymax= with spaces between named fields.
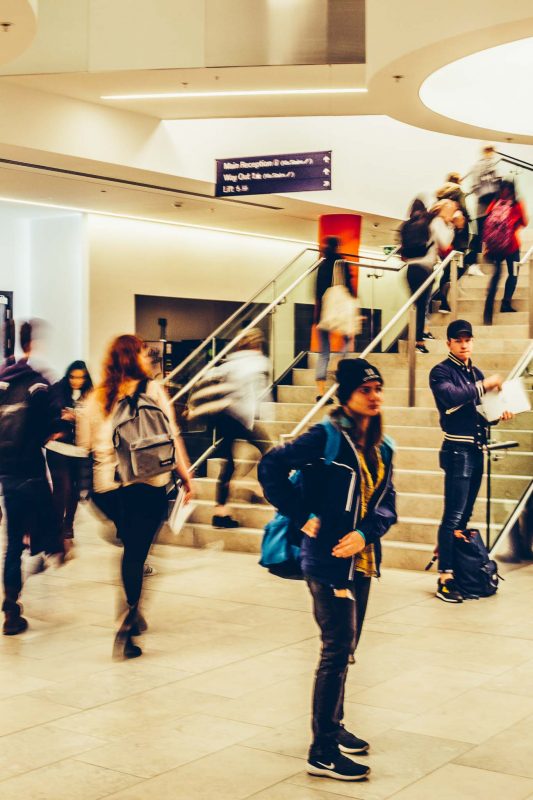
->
xmin=162 ymin=267 xmax=532 ymax=570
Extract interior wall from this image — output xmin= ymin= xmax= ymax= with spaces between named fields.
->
xmin=0 ymin=215 xmax=31 ymax=324
xmin=87 ymin=214 xmax=305 ymax=371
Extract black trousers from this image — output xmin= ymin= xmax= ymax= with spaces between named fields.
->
xmin=92 ymin=484 xmax=167 ymax=607
xmin=1 ymin=474 xmax=63 ymax=603
xmin=47 ymin=450 xmax=80 ymax=537
xmin=484 ymin=250 xmax=519 ymax=323
xmin=406 ymin=263 xmax=433 ymax=341
xmin=307 ymin=573 xmax=372 ymax=758
xmin=215 ymin=414 xmax=272 ymax=506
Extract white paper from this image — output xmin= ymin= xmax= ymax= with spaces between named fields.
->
xmin=168 ymin=486 xmax=195 ymax=535
xmin=479 ymin=378 xmax=531 ymax=423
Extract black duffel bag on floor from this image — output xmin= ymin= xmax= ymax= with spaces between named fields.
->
xmin=453 ymin=528 xmax=502 ymax=599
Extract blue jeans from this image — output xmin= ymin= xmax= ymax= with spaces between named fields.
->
xmin=315 ymin=329 xmax=351 ymax=382
xmin=1 ymin=475 xmax=62 ymax=602
xmin=437 ymin=444 xmax=484 ymax=572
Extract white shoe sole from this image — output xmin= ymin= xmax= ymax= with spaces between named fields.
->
xmin=436 ymin=591 xmax=462 ymax=603
xmin=307 ymin=763 xmax=370 ymax=781
xmin=339 ymin=744 xmax=369 ymax=754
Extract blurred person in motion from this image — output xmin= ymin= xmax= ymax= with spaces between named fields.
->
xmin=433 ymin=172 xmax=471 ymax=313
xmin=464 ymin=144 xmax=502 ymax=276
xmin=47 ymin=361 xmax=93 ymax=550
xmin=77 ymin=334 xmax=193 ymax=659
xmin=402 ymin=198 xmax=464 ymax=352
xmin=482 ymin=179 xmax=528 ymax=324
xmin=0 ymin=321 xmax=64 ymax=635
xmin=314 ymin=236 xmax=356 ymax=401
xmin=259 ymin=358 xmax=397 ymax=782
xmin=187 ymin=329 xmax=272 ymax=530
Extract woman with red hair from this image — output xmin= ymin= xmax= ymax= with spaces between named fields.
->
xmin=78 ymin=335 xmax=192 ymax=659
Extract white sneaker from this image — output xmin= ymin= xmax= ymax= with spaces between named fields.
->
xmin=467 ymin=265 xmax=484 ymax=277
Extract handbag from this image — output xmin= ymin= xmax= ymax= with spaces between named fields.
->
xmin=317 ymin=260 xmax=361 ymax=337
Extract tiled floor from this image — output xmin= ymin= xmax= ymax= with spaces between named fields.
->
xmin=1 ymin=505 xmax=533 ymax=800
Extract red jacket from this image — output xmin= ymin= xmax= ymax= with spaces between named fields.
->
xmin=485 ymin=199 xmax=528 ymax=255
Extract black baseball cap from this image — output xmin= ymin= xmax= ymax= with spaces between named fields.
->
xmin=336 ymin=358 xmax=383 ymax=404
xmin=446 ymin=319 xmax=473 ymax=339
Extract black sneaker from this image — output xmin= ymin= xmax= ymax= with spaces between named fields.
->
xmin=337 ymin=726 xmax=369 ymax=754
xmin=422 ymin=332 xmax=435 ymax=340
xmin=307 ymin=752 xmax=370 ymax=781
xmin=436 ymin=578 xmax=463 ymax=603
xmin=438 ymin=301 xmax=451 ymax=314
xmin=500 ymin=302 xmax=517 ymax=313
xmin=415 ymin=344 xmax=429 ymax=354
xmin=212 ymin=515 xmax=240 ymax=529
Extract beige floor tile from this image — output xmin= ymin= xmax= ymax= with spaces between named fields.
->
xmin=347 ymin=665 xmax=488 ymax=714
xmin=0 ymin=759 xmax=141 ymax=800
xmin=0 ymin=694 xmax=77 ymax=737
xmin=397 ymin=688 xmax=533 ymax=744
xmin=248 ymin=784 xmax=347 ymax=799
xmin=456 ymin=715 xmax=533 ymax=778
xmin=216 ymin=674 xmax=314 ymax=727
xmin=141 ymin=633 xmax=278 ymax=673
xmin=29 ymin=663 xmax=190 ymax=709
xmin=482 ymin=659 xmax=533 ymax=698
xmin=99 ymin=745 xmax=303 ymax=800
xmin=389 ymin=763 xmax=533 ymax=800
xmin=0 ymin=669 xmax=53 ymax=699
xmin=0 ymin=724 xmax=106 ymax=781
xmin=289 ymin=729 xmax=470 ymax=799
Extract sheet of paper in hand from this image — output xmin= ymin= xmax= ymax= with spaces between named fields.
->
xmin=479 ymin=378 xmax=531 ymax=423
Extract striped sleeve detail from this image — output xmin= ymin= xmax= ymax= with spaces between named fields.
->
xmin=443 ymin=433 xmax=476 ymax=444
xmin=475 ymin=380 xmax=485 ymax=401
xmin=28 ymin=382 xmax=48 ymax=395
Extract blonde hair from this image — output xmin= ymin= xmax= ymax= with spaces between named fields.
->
xmin=236 ymin=328 xmax=265 ymax=352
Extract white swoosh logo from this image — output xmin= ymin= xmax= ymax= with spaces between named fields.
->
xmin=317 ymin=761 xmax=335 ymax=769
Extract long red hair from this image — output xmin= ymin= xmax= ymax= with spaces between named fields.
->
xmin=97 ymin=334 xmax=150 ymax=415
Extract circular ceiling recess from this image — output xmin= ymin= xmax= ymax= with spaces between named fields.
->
xmin=419 ymin=37 xmax=533 ymax=138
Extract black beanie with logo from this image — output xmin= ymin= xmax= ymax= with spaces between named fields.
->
xmin=336 ymin=358 xmax=384 ymax=405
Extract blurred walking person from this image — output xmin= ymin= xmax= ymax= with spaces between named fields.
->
xmin=464 ymin=144 xmax=501 ymax=276
xmin=47 ymin=361 xmax=93 ymax=550
xmin=77 ymin=335 xmax=193 ymax=659
xmin=0 ymin=321 xmax=64 ymax=635
xmin=482 ymin=180 xmax=528 ymax=324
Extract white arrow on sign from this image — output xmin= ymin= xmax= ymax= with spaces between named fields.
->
xmin=323 ymin=155 xmax=330 ymax=163
xmin=323 ymin=168 xmax=330 ymax=175
xmin=323 ymin=180 xmax=331 ymax=187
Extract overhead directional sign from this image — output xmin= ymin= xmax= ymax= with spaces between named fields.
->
xmin=215 ymin=150 xmax=332 ymax=197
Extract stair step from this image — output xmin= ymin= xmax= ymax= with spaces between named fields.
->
xmin=398 ymin=338 xmax=530 ymax=355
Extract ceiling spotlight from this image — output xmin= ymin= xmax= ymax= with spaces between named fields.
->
xmin=1 ymin=22 xmax=13 ymax=32
xmin=173 ymin=201 xmax=183 ymax=208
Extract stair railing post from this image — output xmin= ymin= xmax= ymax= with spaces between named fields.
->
xmin=408 ymin=304 xmax=417 ymax=408
xmin=529 ymin=255 xmax=533 ymax=340
xmin=449 ymin=252 xmax=461 ymax=322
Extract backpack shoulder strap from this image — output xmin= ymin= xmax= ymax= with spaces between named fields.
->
xmin=319 ymin=417 xmax=341 ymax=465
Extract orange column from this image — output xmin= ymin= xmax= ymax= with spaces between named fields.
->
xmin=311 ymin=213 xmax=362 ymax=352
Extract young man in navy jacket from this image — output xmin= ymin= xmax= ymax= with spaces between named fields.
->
xmin=429 ymin=319 xmax=512 ymax=603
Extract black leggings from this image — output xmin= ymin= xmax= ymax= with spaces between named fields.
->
xmin=92 ymin=484 xmax=167 ymax=607
xmin=215 ymin=414 xmax=272 ymax=506
xmin=406 ymin=263 xmax=433 ymax=341
xmin=484 ymin=251 xmax=519 ymax=323
xmin=47 ymin=450 xmax=80 ymax=537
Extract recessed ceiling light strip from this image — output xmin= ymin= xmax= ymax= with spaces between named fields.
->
xmin=101 ymin=87 xmax=367 ymax=101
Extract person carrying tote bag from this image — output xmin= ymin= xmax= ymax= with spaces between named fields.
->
xmin=315 ymin=253 xmax=360 ymax=402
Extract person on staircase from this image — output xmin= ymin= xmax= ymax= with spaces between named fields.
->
xmin=429 ymin=319 xmax=513 ymax=603
xmin=211 ymin=329 xmax=273 ymax=529
xmin=482 ymin=179 xmax=528 ymax=324
xmin=314 ymin=236 xmax=356 ymax=399
xmin=77 ymin=335 xmax=193 ymax=659
xmin=0 ymin=321 xmax=64 ymax=635
xmin=433 ymin=173 xmax=471 ymax=313
xmin=464 ymin=144 xmax=502 ymax=276
xmin=403 ymin=198 xmax=463 ymax=353
xmin=259 ymin=358 xmax=397 ymax=782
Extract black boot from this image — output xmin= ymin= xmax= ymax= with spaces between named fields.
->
xmin=500 ymin=301 xmax=517 ymax=313
xmin=113 ymin=604 xmax=143 ymax=660
xmin=130 ymin=608 xmax=148 ymax=636
xmin=2 ymin=598 xmax=28 ymax=636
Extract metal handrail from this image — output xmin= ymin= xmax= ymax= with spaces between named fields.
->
xmin=163 ymin=246 xmax=401 ymax=389
xmin=163 ymin=247 xmax=318 ymax=386
xmin=519 ymin=244 xmax=533 ymax=266
xmin=490 ymin=480 xmax=533 ymax=558
xmin=507 ymin=342 xmax=533 ymax=382
xmin=287 ymin=250 xmax=461 ymax=439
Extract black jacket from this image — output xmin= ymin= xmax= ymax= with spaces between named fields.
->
xmin=258 ymin=415 xmax=397 ymax=586
xmin=0 ymin=357 xmax=52 ymax=477
xmin=429 ymin=352 xmax=488 ymax=446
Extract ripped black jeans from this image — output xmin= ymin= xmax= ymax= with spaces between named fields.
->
xmin=437 ymin=443 xmax=484 ymax=572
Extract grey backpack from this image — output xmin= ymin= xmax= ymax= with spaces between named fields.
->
xmin=112 ymin=379 xmax=175 ymax=484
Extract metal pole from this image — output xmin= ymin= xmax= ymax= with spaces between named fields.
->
xmin=449 ymin=253 xmax=460 ymax=322
xmin=529 ymin=256 xmax=533 ymax=340
xmin=408 ymin=304 xmax=417 ymax=408
xmin=486 ymin=447 xmax=491 ymax=550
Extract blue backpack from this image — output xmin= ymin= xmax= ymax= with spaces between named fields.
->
xmin=259 ymin=419 xmax=341 ymax=579
xmin=453 ymin=528 xmax=501 ymax=599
